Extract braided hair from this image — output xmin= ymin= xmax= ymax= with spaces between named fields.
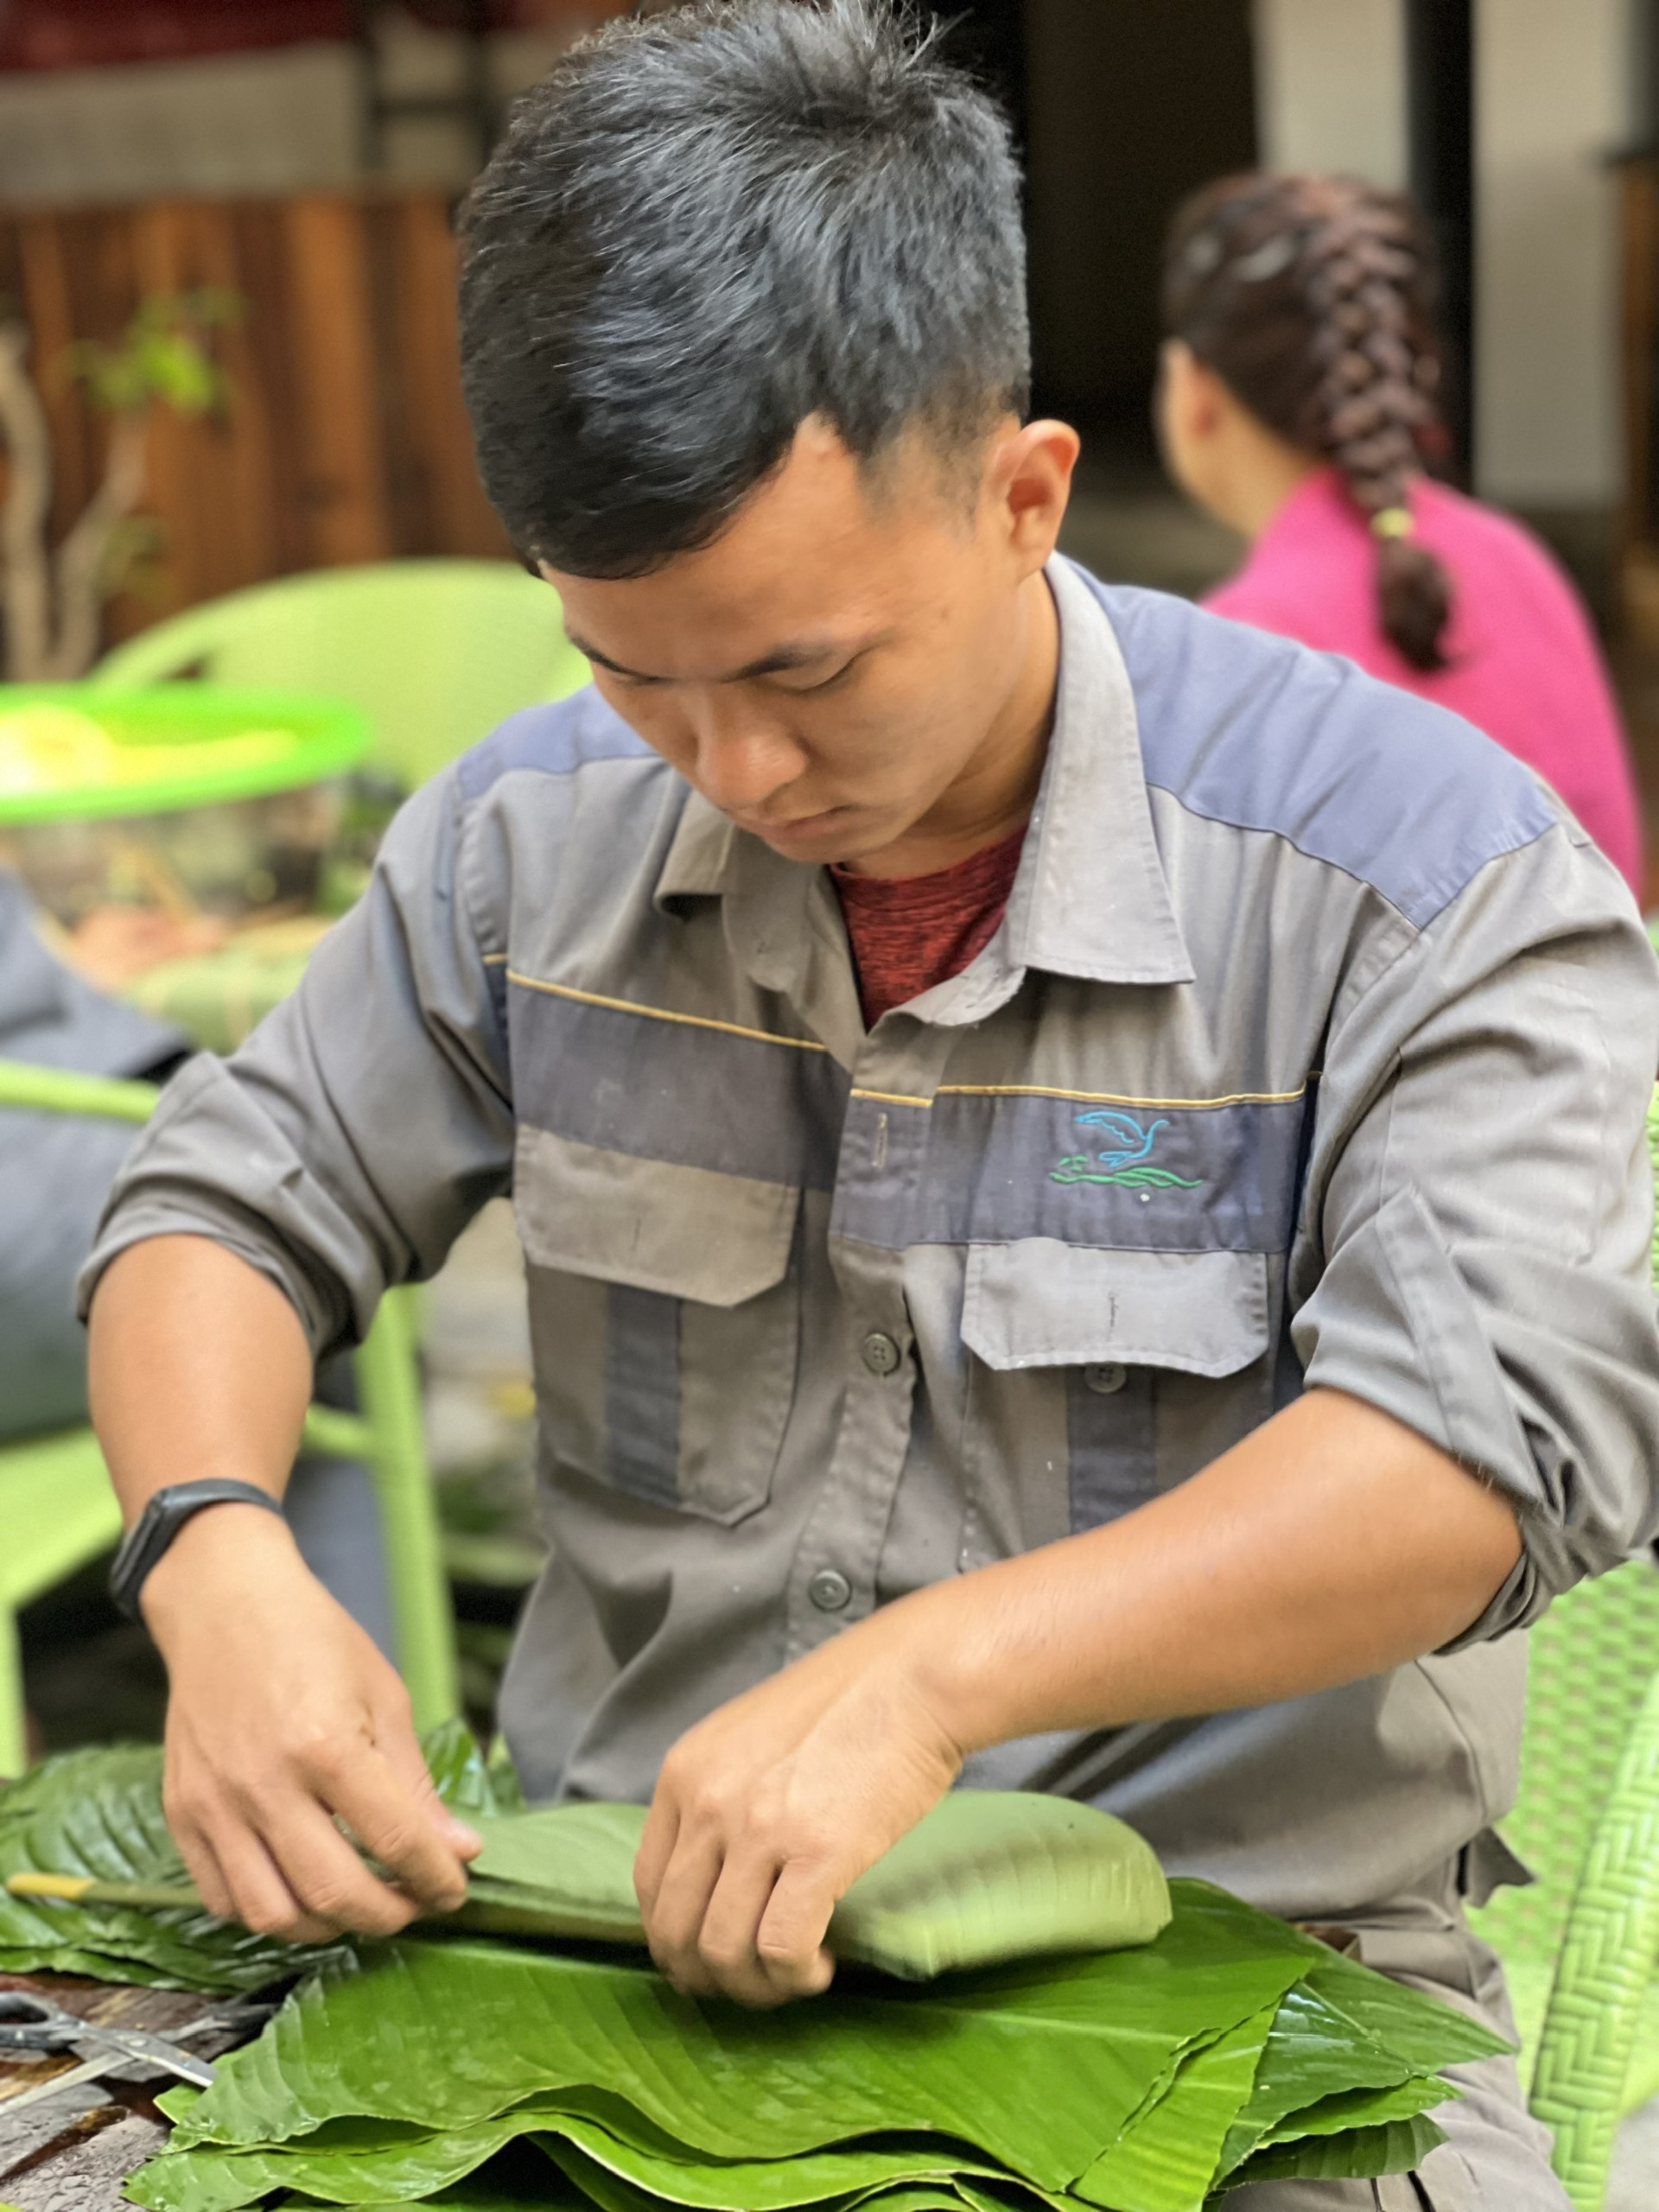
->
xmin=1163 ymin=173 xmax=1453 ymax=672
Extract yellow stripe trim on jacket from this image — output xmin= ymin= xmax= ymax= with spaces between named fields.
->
xmin=504 ymin=971 xmax=831 ymax=1054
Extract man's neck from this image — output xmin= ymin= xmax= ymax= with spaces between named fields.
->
xmin=844 ymin=569 xmax=1059 ymax=881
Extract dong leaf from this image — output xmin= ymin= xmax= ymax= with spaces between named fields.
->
xmin=1211 ymin=1979 xmax=1414 ymax=2174
xmin=1217 ymin=2111 xmax=1447 ymax=2190
xmin=1071 ymin=2004 xmax=1278 ymax=2212
xmin=0 ymin=1742 xmax=343 ymax=1993
xmin=162 ymin=1897 xmax=1319 ymax=2187
xmin=131 ymin=2099 xmax=1043 ymax=2212
xmin=1300 ymin=1957 xmax=1510 ymax=2070
xmin=825 ymin=1793 xmax=1171 ymax=1978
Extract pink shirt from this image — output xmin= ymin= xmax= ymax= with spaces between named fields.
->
xmin=1204 ymin=468 xmax=1644 ymax=898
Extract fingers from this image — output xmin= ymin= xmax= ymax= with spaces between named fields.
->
xmin=639 ymin=1818 xmax=725 ymax=1993
xmin=162 ymin=1694 xmax=472 ymax=1942
xmin=317 ymin=1738 xmax=474 ymax=1917
xmin=207 ymin=1817 xmax=370 ymax=1948
xmin=701 ymin=1849 xmax=836 ymax=2007
xmin=636 ymin=1794 xmax=840 ymax=2006
xmin=376 ymin=1709 xmax=483 ymax=1865
xmin=168 ymin=1746 xmax=429 ymax=1941
xmin=755 ymin=1860 xmax=838 ymax=1999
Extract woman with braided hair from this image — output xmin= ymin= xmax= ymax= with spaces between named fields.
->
xmin=1160 ymin=171 xmax=1643 ymax=899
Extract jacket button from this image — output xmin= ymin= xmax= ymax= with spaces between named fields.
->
xmin=1084 ymin=1362 xmax=1128 ymax=1395
xmin=808 ymin=1567 xmax=853 ymax=1612
xmin=861 ymin=1331 xmax=902 ymax=1376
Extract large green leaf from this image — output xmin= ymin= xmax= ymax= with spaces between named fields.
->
xmin=1217 ymin=2111 xmax=1447 ymax=2190
xmin=132 ymin=2096 xmax=1042 ymax=2212
xmin=275 ymin=2135 xmax=579 ymax=2208
xmin=1211 ymin=1978 xmax=1413 ymax=2177
xmin=277 ymin=2196 xmax=543 ymax=2212
xmin=0 ymin=1744 xmax=345 ymax=1993
xmin=1164 ymin=1892 xmax=1508 ymax=2081
xmin=462 ymin=1795 xmax=1171 ymax=1980
xmin=543 ymin=2120 xmax=1038 ymax=2212
xmin=1299 ymin=1958 xmax=1510 ymax=2069
xmin=1071 ymin=2005 xmax=1277 ymax=2212
xmin=161 ymin=1902 xmax=1318 ymax=2189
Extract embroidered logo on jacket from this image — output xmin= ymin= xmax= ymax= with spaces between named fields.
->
xmin=1051 ymin=1110 xmax=1205 ymax=1190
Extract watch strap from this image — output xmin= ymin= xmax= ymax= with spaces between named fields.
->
xmin=110 ymin=1479 xmax=286 ymax=1622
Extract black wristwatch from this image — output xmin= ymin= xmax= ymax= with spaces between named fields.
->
xmin=110 ymin=1481 xmax=287 ymax=1622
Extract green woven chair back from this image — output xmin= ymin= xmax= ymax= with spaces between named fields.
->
xmin=92 ymin=560 xmax=588 ymax=791
xmin=1478 ymin=1564 xmax=1659 ymax=1976
xmin=1468 ymin=1090 xmax=1659 ymax=2102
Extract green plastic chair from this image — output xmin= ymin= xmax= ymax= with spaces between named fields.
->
xmin=0 ymin=1057 xmax=459 ymax=1777
xmin=1466 ymin=1090 xmax=1659 ymax=2206
xmin=91 ymin=559 xmax=589 ymax=792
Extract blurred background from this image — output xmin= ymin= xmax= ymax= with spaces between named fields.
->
xmin=1 ymin=5 xmax=1656 ymax=819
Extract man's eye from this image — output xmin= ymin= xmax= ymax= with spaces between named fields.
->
xmin=784 ymin=659 xmax=859 ymax=696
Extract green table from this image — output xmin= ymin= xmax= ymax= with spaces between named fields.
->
xmin=0 ymin=684 xmax=367 ymax=823
xmin=0 ymin=683 xmax=368 ymax=1050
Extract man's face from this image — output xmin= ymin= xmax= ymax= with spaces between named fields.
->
xmin=542 ymin=416 xmax=1075 ymax=873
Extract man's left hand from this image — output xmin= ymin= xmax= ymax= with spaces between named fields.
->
xmin=632 ymin=1614 xmax=963 ymax=2006
xmin=631 ymin=1391 xmax=1522 ymax=2011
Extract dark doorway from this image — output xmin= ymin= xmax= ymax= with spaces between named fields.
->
xmin=933 ymin=0 xmax=1027 ymax=137
xmin=1405 ymin=0 xmax=1475 ymax=482
xmin=1016 ymin=0 xmax=1257 ymax=455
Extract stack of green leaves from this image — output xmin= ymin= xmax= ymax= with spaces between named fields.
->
xmin=0 ymin=1734 xmax=1506 ymax=2212
xmin=126 ymin=1882 xmax=1504 ymax=2212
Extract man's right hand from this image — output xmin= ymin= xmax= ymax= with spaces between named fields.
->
xmin=142 ymin=1503 xmax=480 ymax=1945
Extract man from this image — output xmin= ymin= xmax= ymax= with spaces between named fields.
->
xmin=81 ymin=6 xmax=1659 ymax=2205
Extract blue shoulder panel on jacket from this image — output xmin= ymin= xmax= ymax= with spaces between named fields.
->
xmin=455 ymin=685 xmax=652 ymax=800
xmin=1078 ymin=568 xmax=1559 ymax=930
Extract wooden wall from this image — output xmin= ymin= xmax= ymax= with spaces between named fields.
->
xmin=0 ymin=189 xmax=514 ymax=645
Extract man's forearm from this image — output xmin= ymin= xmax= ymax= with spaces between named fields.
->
xmin=88 ymin=1235 xmax=314 ymax=1529
xmin=904 ymin=1387 xmax=1524 ymax=1757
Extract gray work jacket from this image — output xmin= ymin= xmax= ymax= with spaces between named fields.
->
xmin=82 ymin=558 xmax=1659 ymax=1919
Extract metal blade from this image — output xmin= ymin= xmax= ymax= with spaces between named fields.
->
xmin=0 ymin=2050 xmax=118 ymax=2123
xmin=73 ymin=2021 xmax=216 ymax=2087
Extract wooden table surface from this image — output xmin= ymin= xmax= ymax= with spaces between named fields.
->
xmin=0 ymin=1972 xmax=257 ymax=2212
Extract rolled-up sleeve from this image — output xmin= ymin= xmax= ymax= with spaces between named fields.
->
xmin=1290 ymin=822 xmax=1659 ymax=1640
xmin=77 ymin=767 xmax=513 ymax=1358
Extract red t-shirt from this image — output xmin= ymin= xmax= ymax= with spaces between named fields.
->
xmin=830 ymin=826 xmax=1027 ymax=1027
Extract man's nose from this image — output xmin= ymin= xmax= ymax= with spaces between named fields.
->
xmin=685 ymin=696 xmax=804 ymax=814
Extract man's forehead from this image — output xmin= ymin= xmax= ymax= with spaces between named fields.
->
xmin=542 ymin=435 xmax=968 ymax=684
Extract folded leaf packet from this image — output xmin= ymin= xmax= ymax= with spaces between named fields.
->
xmin=464 ymin=1789 xmax=1173 ymax=1978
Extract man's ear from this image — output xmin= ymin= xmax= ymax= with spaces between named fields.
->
xmin=991 ymin=417 xmax=1081 ymax=573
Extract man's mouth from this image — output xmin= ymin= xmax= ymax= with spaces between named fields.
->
xmin=737 ymin=805 xmax=851 ymax=842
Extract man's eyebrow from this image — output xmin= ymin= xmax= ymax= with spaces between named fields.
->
xmin=565 ymin=632 xmax=875 ymax=683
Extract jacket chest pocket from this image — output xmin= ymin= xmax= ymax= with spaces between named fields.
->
xmin=514 ymin=1128 xmax=800 ymax=1524
xmin=960 ymin=1239 xmax=1271 ymax=1535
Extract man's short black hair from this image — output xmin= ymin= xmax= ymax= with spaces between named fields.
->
xmin=458 ymin=0 xmax=1029 ymax=578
